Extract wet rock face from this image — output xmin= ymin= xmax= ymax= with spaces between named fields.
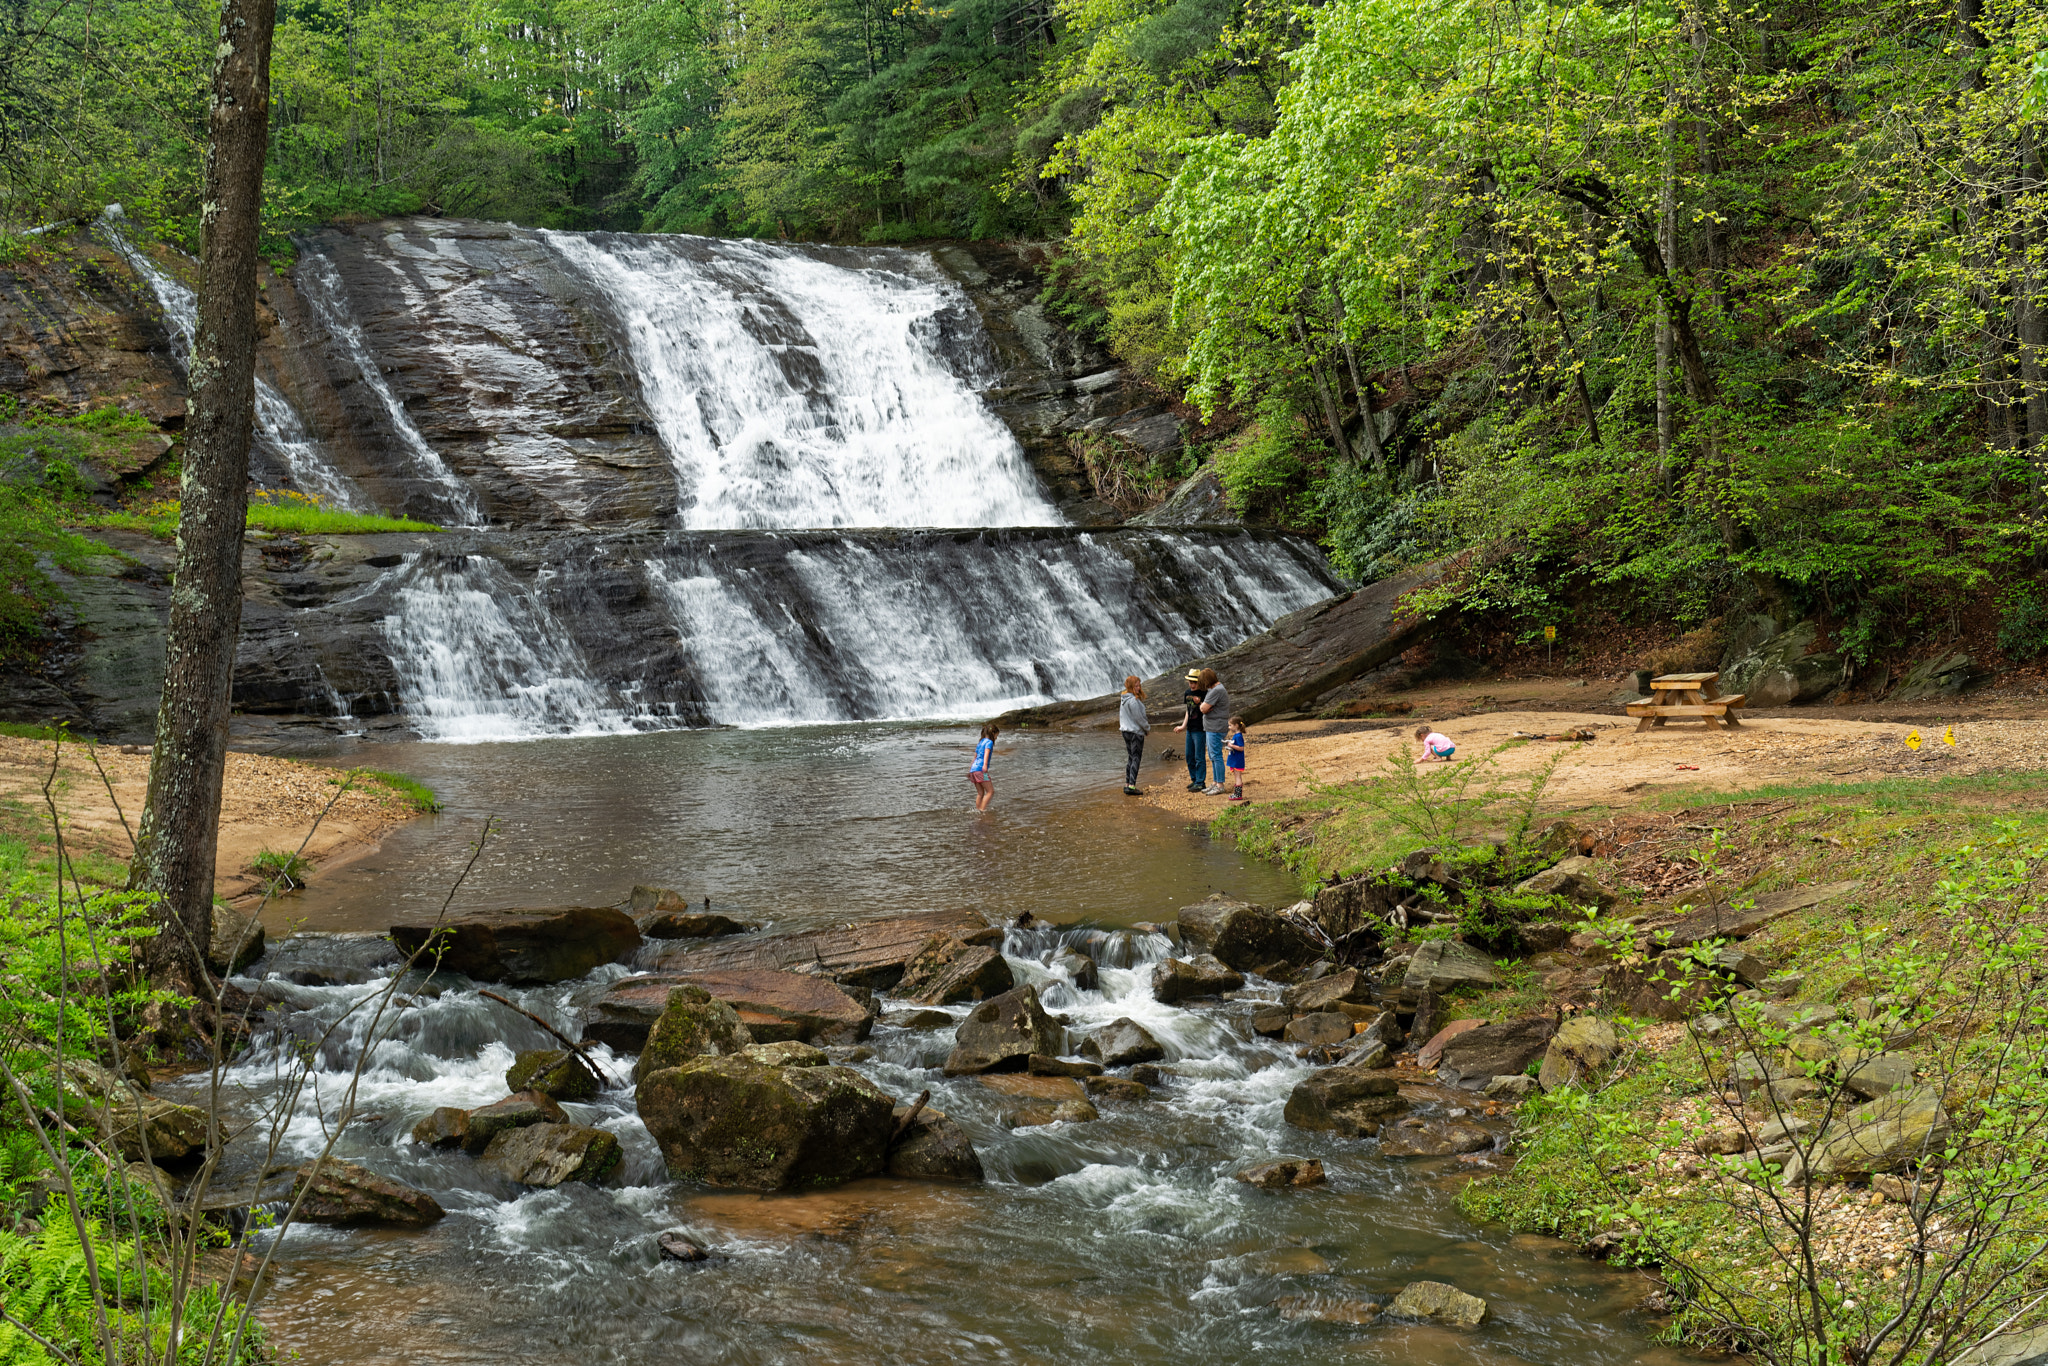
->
xmin=943 ymin=985 xmax=1063 ymax=1075
xmin=1388 ymin=1281 xmax=1487 ymax=1328
xmin=293 ymin=1160 xmax=446 ymax=1228
xmin=1235 ymin=1159 xmax=1327 ymax=1189
xmin=0 ymin=234 xmax=185 ymax=424
xmin=277 ymin=220 xmax=678 ymax=528
xmin=388 ymin=907 xmax=642 ymax=984
xmin=673 ymin=969 xmax=876 ymax=1046
xmin=461 ymin=1092 xmax=571 ymax=1154
xmin=636 ymin=1055 xmax=896 ymax=1191
xmin=63 ymin=1062 xmax=208 ymax=1163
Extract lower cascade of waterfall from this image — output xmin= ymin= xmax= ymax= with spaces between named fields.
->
xmin=342 ymin=527 xmax=1339 ymax=742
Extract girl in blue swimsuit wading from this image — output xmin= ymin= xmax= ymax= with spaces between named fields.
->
xmin=969 ymin=722 xmax=999 ymax=811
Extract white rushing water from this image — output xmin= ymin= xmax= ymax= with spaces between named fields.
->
xmin=296 ymin=252 xmax=483 ymax=525
xmin=378 ymin=554 xmax=679 ymax=741
xmin=541 ymin=231 xmax=1060 ymax=530
xmin=98 ymin=207 xmax=369 ymax=511
xmin=376 ymin=531 xmax=1336 ymax=742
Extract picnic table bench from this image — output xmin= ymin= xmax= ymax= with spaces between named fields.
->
xmin=1625 ymin=671 xmax=1746 ymax=731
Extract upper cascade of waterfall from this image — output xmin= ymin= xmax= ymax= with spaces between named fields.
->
xmin=538 ymin=231 xmax=1062 ymax=531
xmin=97 ymin=207 xmax=369 ymax=512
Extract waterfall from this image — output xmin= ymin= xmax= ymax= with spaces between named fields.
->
xmin=540 ymin=231 xmax=1060 ymax=530
xmin=375 ymin=530 xmax=1338 ymax=742
xmin=98 ymin=208 xmax=369 ymax=511
xmin=296 ymin=253 xmax=482 ymax=526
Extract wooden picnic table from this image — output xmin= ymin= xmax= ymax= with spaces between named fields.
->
xmin=1625 ymin=671 xmax=1746 ymax=731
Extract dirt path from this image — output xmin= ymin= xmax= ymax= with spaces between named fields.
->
xmin=1140 ymin=701 xmax=2048 ymax=824
xmin=0 ymin=736 xmax=425 ymax=902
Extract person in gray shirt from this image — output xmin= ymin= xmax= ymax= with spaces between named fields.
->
xmin=1198 ymin=668 xmax=1229 ymax=795
xmin=1118 ymin=675 xmax=1151 ymax=795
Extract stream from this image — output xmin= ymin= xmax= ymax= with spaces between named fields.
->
xmin=193 ymin=726 xmax=1710 ymax=1364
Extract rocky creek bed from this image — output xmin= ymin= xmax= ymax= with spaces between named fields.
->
xmin=149 ymin=899 xmax=1711 ymax=1365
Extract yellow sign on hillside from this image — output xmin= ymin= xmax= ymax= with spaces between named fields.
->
xmin=1905 ymin=730 xmax=1921 ymax=750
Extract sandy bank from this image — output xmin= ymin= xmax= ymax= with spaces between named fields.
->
xmin=0 ymin=735 xmax=426 ymax=901
xmin=1139 ymin=698 xmax=2048 ymax=824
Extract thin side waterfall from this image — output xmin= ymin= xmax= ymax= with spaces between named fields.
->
xmin=540 ymin=231 xmax=1061 ymax=530
xmin=373 ymin=531 xmax=1339 ymax=742
xmin=296 ymin=253 xmax=483 ymax=526
xmin=98 ymin=208 xmax=368 ymax=511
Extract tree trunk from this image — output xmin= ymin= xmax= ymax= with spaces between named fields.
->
xmin=1327 ymin=282 xmax=1384 ymax=468
xmin=1294 ymin=317 xmax=1355 ymax=464
xmin=2020 ymin=130 xmax=2048 ymax=462
xmin=1656 ymin=103 xmax=1677 ymax=487
xmin=127 ymin=0 xmax=277 ymax=988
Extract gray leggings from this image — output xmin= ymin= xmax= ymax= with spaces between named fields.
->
xmin=1123 ymin=731 xmax=1146 ymax=786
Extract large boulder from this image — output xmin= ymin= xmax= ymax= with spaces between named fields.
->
xmin=631 ymin=985 xmax=754 ymax=1083
xmin=1513 ymin=856 xmax=1618 ymax=912
xmin=1435 ymin=1015 xmax=1558 ymax=1089
xmin=1283 ymin=1069 xmax=1407 ymax=1137
xmin=1175 ymin=896 xmax=1316 ymax=974
xmin=388 ymin=907 xmax=641 ymax=984
xmin=1378 ymin=1119 xmax=1497 ymax=1158
xmin=636 ymin=1055 xmax=896 ymax=1190
xmin=62 ymin=1062 xmax=208 ymax=1163
xmin=1151 ymin=955 xmax=1246 ymax=1003
xmin=293 ymin=1160 xmax=445 ymax=1227
xmin=894 ymin=935 xmax=1014 ymax=1006
xmin=943 ymin=985 xmax=1062 ymax=1075
xmin=1079 ymin=1018 xmax=1165 ymax=1067
xmin=887 ymin=1105 xmax=984 ymax=1182
xmin=1723 ymin=621 xmax=1846 ymax=706
xmin=1281 ymin=968 xmax=1372 ymax=1013
xmin=478 ymin=1123 xmax=622 ymax=1187
xmin=411 ymin=1107 xmax=473 ymax=1149
xmin=673 ymin=969 xmax=874 ymax=1045
xmin=641 ymin=911 xmax=755 ymax=939
xmin=1888 ymin=652 xmax=1990 ymax=703
xmin=1400 ymin=941 xmax=1497 ymax=995
xmin=461 ymin=1092 xmax=570 ymax=1153
xmin=505 ymin=1048 xmax=598 ymax=1101
xmin=1539 ymin=1016 xmax=1620 ymax=1092
xmin=644 ymin=910 xmax=995 ymax=990
xmin=208 ymin=907 xmax=266 ymax=976
xmin=1284 ymin=1013 xmax=1354 ymax=1046
xmin=1807 ymin=1086 xmax=1952 ymax=1178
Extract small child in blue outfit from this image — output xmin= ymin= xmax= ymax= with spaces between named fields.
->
xmin=969 ymin=722 xmax=998 ymax=811
xmin=1225 ymin=716 xmax=1248 ymax=802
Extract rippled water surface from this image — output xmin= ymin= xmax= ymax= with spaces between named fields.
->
xmin=220 ymin=728 xmax=1707 ymax=1364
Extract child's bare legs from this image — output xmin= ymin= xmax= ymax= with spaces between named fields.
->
xmin=975 ymin=777 xmax=994 ymax=811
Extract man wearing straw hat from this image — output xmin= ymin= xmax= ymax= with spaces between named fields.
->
xmin=1171 ymin=667 xmax=1208 ymax=792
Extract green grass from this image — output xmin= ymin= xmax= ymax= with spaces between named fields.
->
xmin=341 ymin=768 xmax=442 ymax=813
xmin=0 ymin=722 xmax=74 ymax=741
xmin=245 ymin=502 xmax=440 ymax=534
xmin=249 ymin=846 xmax=313 ymax=888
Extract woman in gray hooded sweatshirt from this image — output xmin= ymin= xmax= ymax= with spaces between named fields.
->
xmin=1118 ymin=675 xmax=1151 ymax=795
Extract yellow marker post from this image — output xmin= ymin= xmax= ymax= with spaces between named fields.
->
xmin=1905 ymin=730 xmax=1922 ymax=751
xmin=1544 ymin=624 xmax=1556 ymax=668
xmin=1942 ymin=726 xmax=1956 ymax=747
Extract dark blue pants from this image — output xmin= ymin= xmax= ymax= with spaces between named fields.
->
xmin=1184 ymin=731 xmax=1207 ymax=786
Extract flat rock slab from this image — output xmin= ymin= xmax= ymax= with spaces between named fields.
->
xmin=640 ymin=911 xmax=756 ymax=939
xmin=389 ymin=907 xmax=641 ymax=983
xmin=1652 ymin=881 xmax=1862 ymax=950
xmin=580 ymin=976 xmax=688 ymax=1051
xmin=671 ymin=969 xmax=873 ymax=1044
xmin=293 ymin=1160 xmax=444 ymax=1227
xmin=646 ymin=910 xmax=994 ymax=990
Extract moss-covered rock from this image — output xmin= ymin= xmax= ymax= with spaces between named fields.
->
xmin=477 ymin=1123 xmax=622 ymax=1187
xmin=505 ymin=1048 xmax=598 ymax=1101
xmin=632 ymin=985 xmax=754 ymax=1083
xmin=462 ymin=1091 xmax=568 ymax=1154
xmin=636 ymin=1054 xmax=895 ymax=1190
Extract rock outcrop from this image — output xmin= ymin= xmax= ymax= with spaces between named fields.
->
xmin=630 ymin=985 xmax=754 ymax=1082
xmin=1151 ymin=955 xmax=1247 ymax=1003
xmin=478 ymin=1123 xmax=622 ymax=1187
xmin=886 ymin=1105 xmax=984 ymax=1182
xmin=893 ymin=934 xmax=1014 ymax=1005
xmin=1283 ymin=1069 xmax=1407 ymax=1137
xmin=388 ymin=907 xmax=641 ymax=983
